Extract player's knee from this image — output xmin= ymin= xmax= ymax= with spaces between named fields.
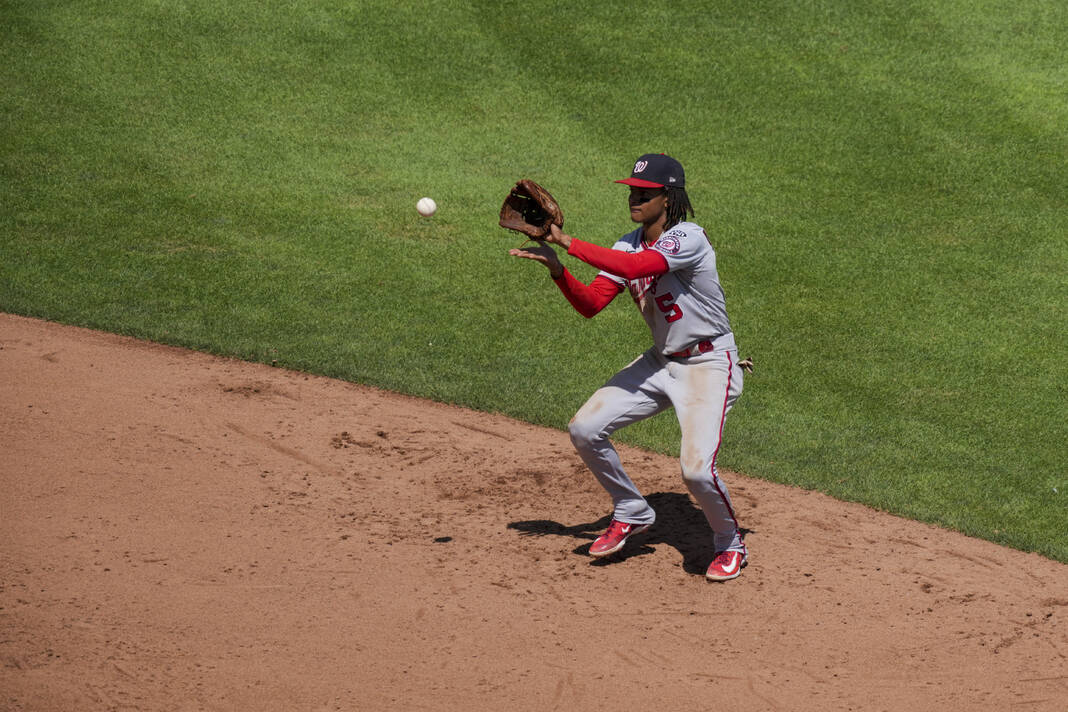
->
xmin=568 ymin=416 xmax=601 ymax=451
xmin=680 ymin=460 xmax=714 ymax=486
xmin=680 ymin=441 xmax=719 ymax=485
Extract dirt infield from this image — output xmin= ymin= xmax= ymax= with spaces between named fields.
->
xmin=2 ymin=313 xmax=1066 ymax=711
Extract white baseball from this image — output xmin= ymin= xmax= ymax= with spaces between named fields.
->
xmin=416 ymin=197 xmax=437 ymax=217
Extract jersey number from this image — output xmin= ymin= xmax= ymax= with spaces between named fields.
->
xmin=655 ymin=293 xmax=683 ymax=323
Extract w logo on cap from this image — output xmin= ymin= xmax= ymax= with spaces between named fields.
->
xmin=616 ymin=153 xmax=685 ymax=188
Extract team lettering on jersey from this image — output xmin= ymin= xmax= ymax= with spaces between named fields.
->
xmin=628 ymin=274 xmax=659 ymax=306
xmin=629 ymin=229 xmax=686 ymax=304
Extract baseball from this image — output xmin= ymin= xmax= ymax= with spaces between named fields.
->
xmin=416 ymin=197 xmax=437 ymax=217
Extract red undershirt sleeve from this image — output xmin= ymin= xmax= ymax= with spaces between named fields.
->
xmin=552 ymin=270 xmax=622 ymax=318
xmin=567 ymin=238 xmax=669 ymax=280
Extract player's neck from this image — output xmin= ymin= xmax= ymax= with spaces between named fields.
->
xmin=642 ymin=216 xmax=669 ymax=245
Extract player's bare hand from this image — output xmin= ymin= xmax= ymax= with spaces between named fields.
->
xmin=509 ymin=242 xmax=564 ymax=279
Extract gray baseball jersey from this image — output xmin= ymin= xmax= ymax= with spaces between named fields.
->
xmin=597 ymin=222 xmax=736 ymax=356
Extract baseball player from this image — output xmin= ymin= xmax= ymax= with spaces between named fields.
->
xmin=509 ymin=153 xmax=749 ymax=581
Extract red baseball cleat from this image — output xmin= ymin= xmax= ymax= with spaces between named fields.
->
xmin=706 ymin=548 xmax=748 ymax=581
xmin=588 ymin=519 xmax=650 ymax=558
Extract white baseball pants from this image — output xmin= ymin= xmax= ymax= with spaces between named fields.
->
xmin=568 ymin=347 xmax=745 ymax=553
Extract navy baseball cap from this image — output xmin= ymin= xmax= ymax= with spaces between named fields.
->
xmin=615 ymin=153 xmax=685 ymax=188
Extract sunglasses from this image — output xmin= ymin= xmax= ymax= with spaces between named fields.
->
xmin=629 ymin=188 xmax=667 ymax=204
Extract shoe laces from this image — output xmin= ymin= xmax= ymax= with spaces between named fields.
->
xmin=712 ymin=550 xmax=738 ymax=568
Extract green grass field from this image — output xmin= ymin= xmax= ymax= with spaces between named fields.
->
xmin=3 ymin=1 xmax=1065 ymax=561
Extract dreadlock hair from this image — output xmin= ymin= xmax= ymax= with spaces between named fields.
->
xmin=663 ymin=186 xmax=694 ymax=230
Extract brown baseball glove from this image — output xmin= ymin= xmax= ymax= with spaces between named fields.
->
xmin=499 ymin=179 xmax=563 ymax=239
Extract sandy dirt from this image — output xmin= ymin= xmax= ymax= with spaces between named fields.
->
xmin=1 ymin=312 xmax=1066 ymax=711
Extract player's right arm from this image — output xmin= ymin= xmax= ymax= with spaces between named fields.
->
xmin=552 ymin=271 xmax=621 ymax=318
xmin=508 ymin=242 xmax=621 ymax=318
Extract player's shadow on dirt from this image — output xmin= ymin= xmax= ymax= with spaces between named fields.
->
xmin=508 ymin=491 xmax=751 ymax=576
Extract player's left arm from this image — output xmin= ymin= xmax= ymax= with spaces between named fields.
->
xmin=567 ymin=239 xmax=667 ymax=280
xmin=545 ymin=225 xmax=669 ymax=280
